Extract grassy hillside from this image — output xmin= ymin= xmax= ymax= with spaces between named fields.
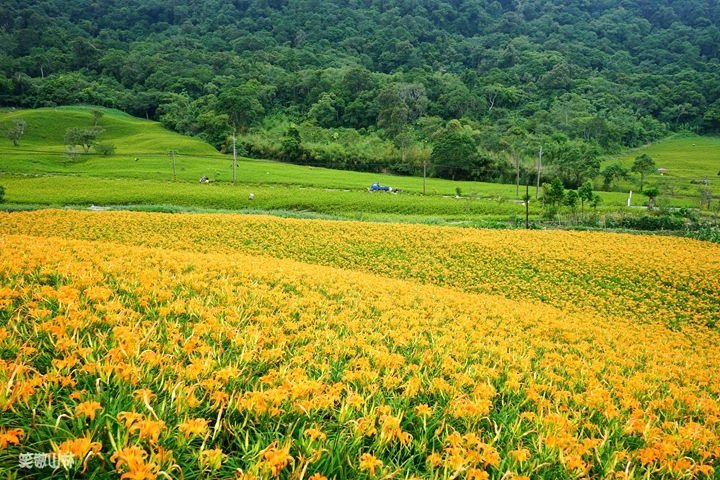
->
xmin=606 ymin=133 xmax=720 ymax=197
xmin=0 ymin=107 xmax=510 ymax=194
xmin=1 ymin=107 xmax=718 ymax=220
xmin=0 ymin=106 xmax=217 ymax=155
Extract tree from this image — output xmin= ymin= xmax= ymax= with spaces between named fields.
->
xmin=631 ymin=154 xmax=656 ymax=191
xmin=377 ymin=83 xmax=428 ymax=138
xmin=196 ymin=112 xmax=231 ymax=149
xmin=545 ymin=140 xmax=600 ymax=188
xmin=94 ymin=143 xmax=116 ymax=156
xmin=281 ymin=125 xmax=305 ymax=163
xmin=2 ymin=0 xmax=718 ymax=179
xmin=601 ymin=163 xmax=630 ymax=190
xmin=643 ymin=186 xmax=660 ymax=209
xmin=578 ymin=180 xmax=594 ymax=214
xmin=65 ymin=127 xmax=104 ymax=154
xmin=6 ymin=119 xmax=27 ymax=146
xmin=308 ymin=93 xmax=339 ymax=128
xmin=394 ymin=129 xmax=415 ymax=165
xmin=564 ymin=190 xmax=580 ymax=221
xmin=91 ymin=109 xmax=104 ymax=127
xmin=342 ymin=67 xmax=375 ymax=96
xmin=698 ymin=186 xmax=712 ymax=210
xmin=542 ymin=178 xmax=565 ymax=219
xmin=483 ymin=83 xmax=520 ymax=114
xmin=217 ymin=81 xmax=265 ymax=133
xmin=376 ymin=86 xmax=410 ymax=138
xmin=430 ymin=122 xmax=478 ymax=181
xmin=703 ymin=100 xmax=720 ymax=133
xmin=501 ymin=126 xmax=528 ymax=198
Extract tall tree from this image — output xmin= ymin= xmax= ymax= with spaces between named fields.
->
xmin=631 ymin=153 xmax=656 ymax=191
xmin=64 ymin=127 xmax=104 ymax=154
xmin=601 ymin=163 xmax=630 ymax=190
xmin=542 ymin=178 xmax=565 ymax=219
xmin=578 ymin=180 xmax=594 ymax=214
xmin=430 ymin=121 xmax=478 ymax=181
xmin=5 ymin=119 xmax=26 ymax=146
xmin=217 ymin=81 xmax=266 ymax=134
xmin=545 ymin=140 xmax=600 ymax=188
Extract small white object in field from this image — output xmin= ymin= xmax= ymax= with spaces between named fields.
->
xmin=249 ymin=193 xmax=255 ymax=200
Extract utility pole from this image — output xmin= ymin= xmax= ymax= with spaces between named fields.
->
xmin=536 ymin=145 xmax=543 ymax=200
xmin=525 ymin=173 xmax=530 ymax=229
xmin=232 ymin=130 xmax=237 ymax=185
xmin=169 ymin=150 xmax=177 ymax=181
xmin=515 ymin=153 xmax=520 ymax=198
xmin=423 ymin=159 xmax=427 ymax=195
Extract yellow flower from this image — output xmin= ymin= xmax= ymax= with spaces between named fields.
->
xmin=111 ymin=446 xmax=148 ymax=472
xmin=130 ymin=420 xmax=165 ymax=444
xmin=415 ymin=404 xmax=433 ymax=416
xmin=117 ymin=411 xmax=143 ymax=428
xmin=425 ymin=452 xmax=442 ymax=468
xmin=259 ymin=443 xmax=293 ymax=477
xmin=0 ymin=428 xmax=23 ymax=449
xmin=304 ymin=427 xmax=327 ymax=442
xmin=3 ymin=210 xmax=720 ymax=480
xmin=466 ymin=469 xmax=489 ymax=480
xmin=358 ymin=453 xmax=383 ymax=476
xmin=110 ymin=446 xmax=160 ymax=480
xmin=199 ymin=448 xmax=225 ymax=471
xmin=57 ymin=435 xmax=102 ymax=460
xmin=69 ymin=390 xmax=87 ymax=401
xmin=510 ymin=447 xmax=529 ymax=462
xmin=133 ymin=389 xmax=156 ymax=404
xmin=120 ymin=460 xmax=159 ymax=480
xmin=75 ymin=400 xmax=103 ymax=420
xmin=178 ymin=418 xmax=208 ymax=438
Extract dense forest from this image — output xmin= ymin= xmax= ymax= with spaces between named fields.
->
xmin=1 ymin=0 xmax=720 ymax=183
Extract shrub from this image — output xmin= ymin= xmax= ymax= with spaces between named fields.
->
xmin=0 ymin=185 xmax=4 ymax=203
xmin=605 ymin=214 xmax=684 ymax=231
xmin=687 ymin=225 xmax=720 ymax=243
xmin=94 ymin=142 xmax=116 ymax=156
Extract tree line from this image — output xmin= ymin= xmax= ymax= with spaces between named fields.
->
xmin=1 ymin=0 xmax=719 ymax=182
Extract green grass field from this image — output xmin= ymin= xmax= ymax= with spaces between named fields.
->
xmin=606 ymin=132 xmax=720 ymax=197
xmin=0 ymin=106 xmax=516 ymax=195
xmin=0 ymin=176 xmax=534 ymax=221
xmin=1 ymin=107 xmax=718 ymax=221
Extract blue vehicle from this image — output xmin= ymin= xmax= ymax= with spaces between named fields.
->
xmin=369 ymin=182 xmax=392 ymax=192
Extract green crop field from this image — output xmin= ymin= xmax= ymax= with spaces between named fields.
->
xmin=0 ymin=176 xmax=535 ymax=222
xmin=606 ymin=133 xmax=720 ymax=197
xmin=0 ymin=107 xmax=515 ymax=195
xmin=1 ymin=107 xmax=718 ymax=223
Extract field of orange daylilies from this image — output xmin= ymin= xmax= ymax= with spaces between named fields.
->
xmin=0 ymin=210 xmax=719 ymax=479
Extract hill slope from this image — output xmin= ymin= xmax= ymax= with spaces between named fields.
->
xmin=2 ymin=107 xmax=718 ymax=216
xmin=1 ymin=0 xmax=719 ymax=180
xmin=0 ymin=106 xmax=515 ymax=193
xmin=1 ymin=210 xmax=719 ymax=477
xmin=606 ymin=133 xmax=720 ymax=197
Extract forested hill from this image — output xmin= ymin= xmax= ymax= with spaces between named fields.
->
xmin=2 ymin=0 xmax=720 ymax=181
